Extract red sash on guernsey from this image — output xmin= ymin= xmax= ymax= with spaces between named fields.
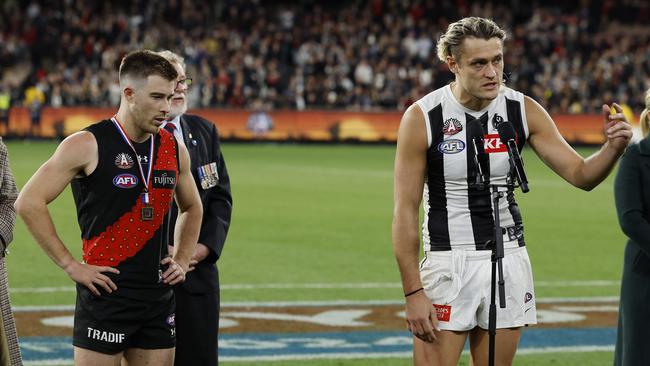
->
xmin=82 ymin=130 xmax=178 ymax=266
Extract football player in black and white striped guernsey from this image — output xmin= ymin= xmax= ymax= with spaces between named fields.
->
xmin=392 ymin=17 xmax=632 ymax=366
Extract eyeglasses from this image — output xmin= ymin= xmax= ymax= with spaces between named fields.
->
xmin=177 ymin=78 xmax=193 ymax=88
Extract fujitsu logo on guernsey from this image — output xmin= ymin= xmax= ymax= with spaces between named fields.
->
xmin=113 ymin=173 xmax=138 ymax=188
xmin=114 ymin=153 xmax=134 ymax=169
xmin=153 ymin=170 xmax=177 ymax=189
xmin=437 ymin=139 xmax=465 ymax=154
xmin=87 ymin=327 xmax=125 ymax=343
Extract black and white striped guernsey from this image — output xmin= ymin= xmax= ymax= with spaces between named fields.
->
xmin=415 ymin=85 xmax=529 ymax=251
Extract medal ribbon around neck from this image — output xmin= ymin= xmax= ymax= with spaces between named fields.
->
xmin=111 ymin=116 xmax=154 ymax=204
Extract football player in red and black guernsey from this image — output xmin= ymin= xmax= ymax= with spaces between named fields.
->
xmin=16 ymin=50 xmax=203 ymax=366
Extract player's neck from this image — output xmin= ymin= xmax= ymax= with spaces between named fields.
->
xmin=114 ymin=109 xmax=150 ymax=143
xmin=450 ymin=81 xmax=491 ymax=111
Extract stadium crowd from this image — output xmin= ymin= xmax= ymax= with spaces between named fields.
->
xmin=0 ymin=0 xmax=649 ymax=114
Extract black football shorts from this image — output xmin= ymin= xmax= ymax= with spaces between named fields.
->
xmin=73 ymin=285 xmax=176 ymax=354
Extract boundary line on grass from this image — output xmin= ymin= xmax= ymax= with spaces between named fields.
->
xmin=9 ymin=280 xmax=620 ymax=294
xmin=12 ymin=296 xmax=619 ymax=312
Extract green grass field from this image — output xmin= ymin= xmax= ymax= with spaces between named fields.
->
xmin=4 ymin=141 xmax=625 ymax=365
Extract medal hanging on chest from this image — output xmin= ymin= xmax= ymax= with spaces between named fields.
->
xmin=112 ymin=117 xmax=155 ymax=222
xmin=141 ymin=192 xmax=154 ymax=221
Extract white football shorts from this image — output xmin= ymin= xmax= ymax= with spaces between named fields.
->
xmin=419 ymin=246 xmax=537 ymax=331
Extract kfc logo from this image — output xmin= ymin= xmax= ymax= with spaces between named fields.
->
xmin=483 ymin=134 xmax=507 ymax=153
xmin=432 ymin=304 xmax=452 ymax=322
xmin=483 ymin=133 xmax=519 ymax=153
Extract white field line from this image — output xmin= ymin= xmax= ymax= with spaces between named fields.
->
xmin=24 ymin=360 xmax=72 ymax=366
xmin=9 ymin=280 xmax=620 ymax=294
xmin=219 ymin=345 xmax=615 ymax=362
xmin=20 ymin=346 xmax=616 ymax=365
xmin=12 ymin=296 xmax=620 ymax=312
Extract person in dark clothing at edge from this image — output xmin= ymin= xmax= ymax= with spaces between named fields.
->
xmin=613 ymin=88 xmax=650 ymax=366
xmin=157 ymin=50 xmax=233 ymax=365
xmin=15 ymin=50 xmax=203 ymax=366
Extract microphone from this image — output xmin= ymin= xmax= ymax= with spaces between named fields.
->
xmin=496 ymin=121 xmax=529 ymax=193
xmin=466 ymin=118 xmax=488 ymax=189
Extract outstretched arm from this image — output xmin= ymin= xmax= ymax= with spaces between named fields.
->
xmin=392 ymin=104 xmax=438 ymax=343
xmin=15 ymin=132 xmax=119 ymax=295
xmin=526 ymin=96 xmax=632 ymax=191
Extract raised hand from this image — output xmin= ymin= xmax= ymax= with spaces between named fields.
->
xmin=602 ymin=103 xmax=633 ymax=151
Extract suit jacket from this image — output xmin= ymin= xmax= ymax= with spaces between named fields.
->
xmin=0 ymin=137 xmax=22 ymax=366
xmin=0 ymin=137 xmax=17 ymax=253
xmin=168 ymin=114 xmax=232 ymax=294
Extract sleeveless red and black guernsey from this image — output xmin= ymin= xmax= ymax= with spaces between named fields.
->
xmin=71 ymin=119 xmax=178 ymax=296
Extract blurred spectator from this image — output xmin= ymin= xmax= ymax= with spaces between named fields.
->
xmin=23 ymin=84 xmax=44 ymax=137
xmin=1 ymin=0 xmax=649 ymax=113
xmin=246 ymin=100 xmax=274 ymax=136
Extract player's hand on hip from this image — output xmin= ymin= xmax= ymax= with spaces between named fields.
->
xmin=602 ymin=103 xmax=633 ymax=151
xmin=187 ymin=258 xmax=198 ymax=272
xmin=64 ymin=261 xmax=119 ymax=296
xmin=405 ymin=290 xmax=440 ymax=343
xmin=160 ymin=256 xmax=187 ymax=285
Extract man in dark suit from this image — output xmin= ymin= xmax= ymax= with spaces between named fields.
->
xmin=158 ymin=50 xmax=233 ymax=366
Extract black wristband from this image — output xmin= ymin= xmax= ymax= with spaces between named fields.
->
xmin=404 ymin=287 xmax=424 ymax=297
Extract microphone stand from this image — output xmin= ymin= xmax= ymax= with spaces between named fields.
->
xmin=486 ymin=175 xmax=528 ymax=366
xmin=487 ymin=181 xmax=510 ymax=366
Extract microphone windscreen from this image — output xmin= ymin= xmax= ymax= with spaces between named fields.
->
xmin=466 ymin=119 xmax=485 ymax=141
xmin=496 ymin=121 xmax=517 ymax=143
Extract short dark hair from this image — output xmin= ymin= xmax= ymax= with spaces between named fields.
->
xmin=118 ymin=50 xmax=178 ymax=84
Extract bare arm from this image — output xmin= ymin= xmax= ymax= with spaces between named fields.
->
xmin=14 ymin=132 xmax=119 ymax=295
xmin=161 ymin=142 xmax=203 ymax=284
xmin=392 ymin=103 xmax=438 ymax=343
xmin=526 ymin=96 xmax=632 ymax=190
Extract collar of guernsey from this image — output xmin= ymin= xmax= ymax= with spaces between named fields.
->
xmin=111 ymin=116 xmax=154 ymax=204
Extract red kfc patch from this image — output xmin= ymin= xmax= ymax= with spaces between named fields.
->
xmin=483 ymin=133 xmax=519 ymax=153
xmin=432 ymin=304 xmax=451 ymax=322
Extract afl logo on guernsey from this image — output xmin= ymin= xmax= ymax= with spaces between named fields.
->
xmin=437 ymin=139 xmax=465 ymax=154
xmin=113 ymin=174 xmax=139 ymax=188
xmin=114 ymin=153 xmax=134 ymax=169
